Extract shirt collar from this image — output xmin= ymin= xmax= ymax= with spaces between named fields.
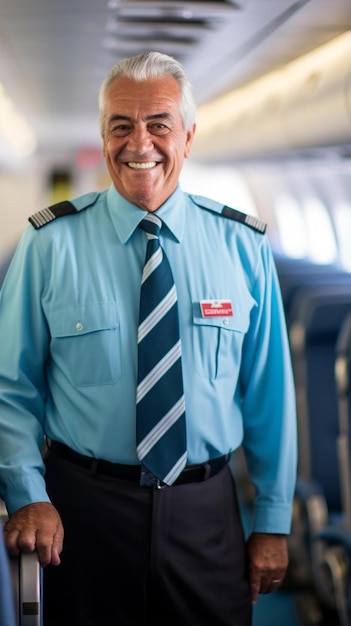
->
xmin=107 ymin=184 xmax=186 ymax=244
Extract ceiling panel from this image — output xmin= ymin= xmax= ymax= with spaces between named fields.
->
xmin=0 ymin=0 xmax=350 ymax=159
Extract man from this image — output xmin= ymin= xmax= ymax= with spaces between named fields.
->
xmin=0 ymin=51 xmax=297 ymax=625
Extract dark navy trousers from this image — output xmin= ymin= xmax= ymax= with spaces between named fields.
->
xmin=43 ymin=450 xmax=252 ymax=626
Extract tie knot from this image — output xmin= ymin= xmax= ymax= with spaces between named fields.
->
xmin=139 ymin=215 xmax=162 ymax=238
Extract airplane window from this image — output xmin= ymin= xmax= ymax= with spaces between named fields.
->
xmin=303 ymin=197 xmax=337 ymax=264
xmin=334 ymin=201 xmax=351 ymax=271
xmin=274 ymin=194 xmax=307 ymax=258
xmin=180 ymin=161 xmax=258 ymax=217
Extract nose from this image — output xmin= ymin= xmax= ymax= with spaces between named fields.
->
xmin=127 ymin=126 xmax=154 ymax=155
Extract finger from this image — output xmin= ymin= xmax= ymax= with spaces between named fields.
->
xmin=270 ymin=577 xmax=284 ymax=590
xmin=258 ymin=577 xmax=271 ymax=595
xmin=249 ymin=573 xmax=261 ymax=604
xmin=36 ymin=522 xmax=64 ymax=567
xmin=51 ymin=545 xmax=61 ymax=567
xmin=261 ymin=575 xmax=284 ymax=594
xmin=250 ymin=570 xmax=283 ymax=597
xmin=50 ymin=528 xmax=64 ymax=567
xmin=35 ymin=532 xmax=57 ymax=567
xmin=4 ymin=507 xmax=39 ymax=554
xmin=3 ymin=528 xmax=21 ymax=556
xmin=35 ymin=541 xmax=53 ymax=567
xmin=16 ymin=528 xmax=38 ymax=554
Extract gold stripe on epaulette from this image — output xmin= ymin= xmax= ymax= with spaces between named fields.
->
xmin=30 ymin=208 xmax=57 ymax=229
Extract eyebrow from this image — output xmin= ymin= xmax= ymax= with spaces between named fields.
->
xmin=107 ymin=113 xmax=173 ymax=125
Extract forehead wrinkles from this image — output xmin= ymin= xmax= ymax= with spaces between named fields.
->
xmin=106 ymin=97 xmax=178 ymax=123
xmin=105 ymin=77 xmax=182 ymax=123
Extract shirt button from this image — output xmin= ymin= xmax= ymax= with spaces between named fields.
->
xmin=223 ymin=318 xmax=230 ymax=326
xmin=76 ymin=322 xmax=84 ymax=332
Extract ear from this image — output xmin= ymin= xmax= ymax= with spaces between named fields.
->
xmin=184 ymin=123 xmax=196 ymax=158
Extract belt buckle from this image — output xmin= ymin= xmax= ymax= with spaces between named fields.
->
xmin=140 ymin=465 xmax=167 ymax=488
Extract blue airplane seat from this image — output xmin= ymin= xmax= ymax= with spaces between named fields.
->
xmin=273 ymin=254 xmax=351 ymax=320
xmin=311 ymin=311 xmax=351 ymax=626
xmin=286 ymin=284 xmax=351 ymax=623
xmin=334 ymin=312 xmax=351 ymax=530
xmin=289 ymin=284 xmax=351 ymax=510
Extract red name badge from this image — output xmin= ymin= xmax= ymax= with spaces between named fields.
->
xmin=200 ymin=299 xmax=233 ymax=318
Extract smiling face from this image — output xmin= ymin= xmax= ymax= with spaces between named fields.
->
xmin=101 ymin=75 xmax=196 ymax=212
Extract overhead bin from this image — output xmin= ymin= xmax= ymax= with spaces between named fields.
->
xmin=192 ymin=31 xmax=351 ymax=160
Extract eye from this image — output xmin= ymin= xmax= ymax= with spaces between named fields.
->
xmin=149 ymin=123 xmax=170 ymax=135
xmin=109 ymin=124 xmax=131 ymax=137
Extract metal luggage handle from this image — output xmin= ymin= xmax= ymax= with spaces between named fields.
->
xmin=0 ymin=500 xmax=43 ymax=626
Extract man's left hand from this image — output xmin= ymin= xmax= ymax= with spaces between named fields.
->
xmin=246 ymin=532 xmax=288 ymax=604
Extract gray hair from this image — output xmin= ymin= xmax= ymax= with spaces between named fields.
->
xmin=98 ymin=51 xmax=196 ymax=136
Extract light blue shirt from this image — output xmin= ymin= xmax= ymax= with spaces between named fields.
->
xmin=0 ymin=184 xmax=297 ymax=532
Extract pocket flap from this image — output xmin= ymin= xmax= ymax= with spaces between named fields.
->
xmin=48 ymin=303 xmax=118 ymax=338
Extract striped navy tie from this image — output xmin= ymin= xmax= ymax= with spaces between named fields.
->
xmin=136 ymin=214 xmax=187 ymax=486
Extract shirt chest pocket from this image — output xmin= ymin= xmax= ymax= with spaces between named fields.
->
xmin=48 ymin=303 xmax=121 ymax=387
xmin=192 ymin=304 xmax=250 ymax=380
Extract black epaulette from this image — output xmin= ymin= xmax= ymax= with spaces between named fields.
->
xmin=28 ymin=201 xmax=78 ymax=230
xmin=190 ymin=194 xmax=266 ymax=235
xmin=221 ymin=206 xmax=266 ymax=234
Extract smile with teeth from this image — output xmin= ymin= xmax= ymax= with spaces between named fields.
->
xmin=127 ymin=161 xmax=157 ymax=169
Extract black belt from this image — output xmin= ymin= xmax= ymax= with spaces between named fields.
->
xmin=47 ymin=440 xmax=229 ymax=487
